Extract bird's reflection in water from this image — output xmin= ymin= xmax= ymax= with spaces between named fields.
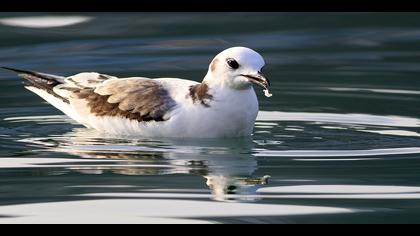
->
xmin=27 ymin=128 xmax=271 ymax=202
xmin=205 ymin=175 xmax=270 ymax=202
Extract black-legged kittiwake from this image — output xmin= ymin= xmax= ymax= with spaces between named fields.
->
xmin=2 ymin=47 xmax=272 ymax=138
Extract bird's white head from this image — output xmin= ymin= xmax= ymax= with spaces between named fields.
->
xmin=204 ymin=47 xmax=270 ymax=93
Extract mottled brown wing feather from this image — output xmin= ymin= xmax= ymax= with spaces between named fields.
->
xmin=69 ymin=77 xmax=176 ymax=122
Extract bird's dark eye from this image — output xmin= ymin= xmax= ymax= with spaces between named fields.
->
xmin=226 ymin=58 xmax=239 ymax=69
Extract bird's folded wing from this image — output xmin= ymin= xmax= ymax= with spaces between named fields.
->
xmin=56 ymin=73 xmax=177 ymax=123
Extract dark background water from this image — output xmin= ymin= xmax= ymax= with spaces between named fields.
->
xmin=0 ymin=12 xmax=420 ymax=223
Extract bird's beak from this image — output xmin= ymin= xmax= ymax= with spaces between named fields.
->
xmin=241 ymin=72 xmax=270 ymax=90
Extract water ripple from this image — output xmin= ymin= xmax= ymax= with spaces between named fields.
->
xmin=257 ymin=111 xmax=420 ymax=128
xmin=255 ymin=147 xmax=420 ymax=158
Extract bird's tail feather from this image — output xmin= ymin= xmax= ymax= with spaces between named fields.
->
xmin=1 ymin=66 xmax=68 ymax=103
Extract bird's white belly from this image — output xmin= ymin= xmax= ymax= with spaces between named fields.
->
xmin=171 ymin=106 xmax=257 ymax=138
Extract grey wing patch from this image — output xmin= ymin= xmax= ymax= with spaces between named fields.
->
xmin=69 ymin=78 xmax=177 ymax=122
xmin=65 ymin=72 xmax=114 ymax=88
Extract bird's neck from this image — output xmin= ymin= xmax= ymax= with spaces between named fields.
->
xmin=188 ymin=74 xmax=256 ymax=109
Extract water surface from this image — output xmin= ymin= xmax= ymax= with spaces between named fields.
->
xmin=1 ymin=12 xmax=420 ymax=223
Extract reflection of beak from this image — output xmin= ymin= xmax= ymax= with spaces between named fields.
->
xmin=241 ymin=72 xmax=270 ymax=90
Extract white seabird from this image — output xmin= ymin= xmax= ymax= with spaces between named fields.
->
xmin=2 ymin=46 xmax=271 ymax=138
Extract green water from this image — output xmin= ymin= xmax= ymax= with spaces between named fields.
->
xmin=1 ymin=12 xmax=420 ymax=223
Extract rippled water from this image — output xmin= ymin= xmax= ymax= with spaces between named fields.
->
xmin=1 ymin=12 xmax=420 ymax=223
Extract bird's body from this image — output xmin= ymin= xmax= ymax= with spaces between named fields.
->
xmin=3 ymin=47 xmax=270 ymax=138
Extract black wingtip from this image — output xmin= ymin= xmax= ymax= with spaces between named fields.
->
xmin=2 ymin=66 xmax=68 ymax=103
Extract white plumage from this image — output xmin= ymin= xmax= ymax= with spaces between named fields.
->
xmin=3 ymin=47 xmax=271 ymax=138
